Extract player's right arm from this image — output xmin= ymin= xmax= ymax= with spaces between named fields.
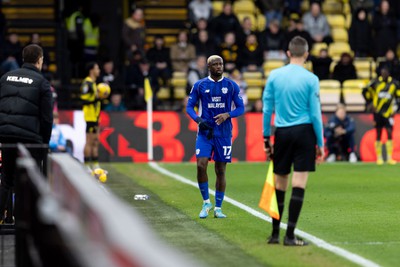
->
xmin=186 ymin=82 xmax=200 ymax=121
xmin=80 ymin=80 xmax=95 ymax=104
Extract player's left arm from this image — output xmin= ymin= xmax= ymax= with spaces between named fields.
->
xmin=214 ymin=81 xmax=244 ymax=125
xmin=309 ymin=76 xmax=324 ymax=148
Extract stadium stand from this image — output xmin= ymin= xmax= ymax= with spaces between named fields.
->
xmin=243 ymin=71 xmax=264 ymax=101
xmin=342 ymin=79 xmax=368 ymax=111
xmin=354 ymin=58 xmax=376 ymax=79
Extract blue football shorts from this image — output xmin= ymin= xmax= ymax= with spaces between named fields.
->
xmin=195 ymin=134 xmax=232 ymax=162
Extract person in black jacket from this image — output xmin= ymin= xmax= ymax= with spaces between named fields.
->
xmin=349 ymin=8 xmax=373 ymax=57
xmin=0 ymin=44 xmax=53 ymax=223
xmin=332 ymin=52 xmax=357 ymax=84
xmin=372 ymin=0 xmax=397 ymax=57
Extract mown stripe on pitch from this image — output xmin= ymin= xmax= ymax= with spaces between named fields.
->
xmin=149 ymin=162 xmax=381 ymax=267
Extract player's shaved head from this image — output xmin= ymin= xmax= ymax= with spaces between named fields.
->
xmin=207 ymin=55 xmax=223 ymax=65
xmin=288 ymin=36 xmax=308 ymax=58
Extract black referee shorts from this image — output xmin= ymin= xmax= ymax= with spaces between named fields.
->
xmin=273 ymin=124 xmax=317 ymax=175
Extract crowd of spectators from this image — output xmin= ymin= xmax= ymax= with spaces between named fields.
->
xmin=2 ymin=1 xmax=400 ymax=112
xmin=118 ymin=0 xmax=400 ymax=111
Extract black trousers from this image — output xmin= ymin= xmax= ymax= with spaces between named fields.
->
xmin=0 ymin=141 xmax=47 ymax=217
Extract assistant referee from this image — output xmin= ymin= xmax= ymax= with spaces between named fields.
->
xmin=262 ymin=36 xmax=324 ymax=246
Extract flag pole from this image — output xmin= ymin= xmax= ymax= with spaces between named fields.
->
xmin=147 ymin=96 xmax=153 ymax=161
xmin=144 ymin=77 xmax=154 ymax=161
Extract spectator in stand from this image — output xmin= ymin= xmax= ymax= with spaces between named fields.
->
xmin=239 ymin=34 xmax=264 ymax=72
xmin=186 ymin=55 xmax=208 ymax=95
xmin=284 ymin=13 xmax=314 ymax=51
xmin=104 ymin=93 xmax=127 ymax=112
xmin=125 ymin=58 xmax=159 ymax=110
xmin=218 ymin=32 xmax=239 ymax=73
xmin=349 ymin=8 xmax=373 ymax=57
xmin=188 ymin=0 xmax=212 ymax=25
xmin=98 ymin=58 xmax=123 ymax=93
xmin=170 ymin=30 xmax=196 ymax=73
xmin=302 ymin=2 xmax=333 ymax=44
xmin=209 ymin=2 xmax=241 ymax=45
xmin=146 ymin=35 xmax=172 ymax=86
xmin=387 ymin=0 xmax=400 ymax=41
xmin=28 ymin=33 xmax=50 ymax=68
xmin=189 ymin=18 xmax=210 ymax=44
xmin=259 ymin=0 xmax=284 ymax=26
xmin=284 ymin=0 xmax=302 ymax=15
xmin=332 ymin=52 xmax=357 ymax=84
xmin=350 ymin=0 xmax=374 ymax=13
xmin=1 ymin=33 xmax=22 ymax=75
xmin=230 ymin=69 xmax=248 ymax=108
xmin=83 ymin=13 xmax=100 ymax=64
xmin=250 ymin=99 xmax=263 ymax=112
xmin=193 ymin=30 xmax=216 ymax=57
xmin=65 ymin=5 xmax=85 ymax=77
xmin=325 ymin=104 xmax=357 ymax=163
xmin=372 ymin=0 xmax=397 ymax=58
xmin=183 ymin=55 xmax=208 ymax=111
xmin=49 ymin=113 xmax=67 ymax=153
xmin=310 ymin=48 xmax=333 ymax=80
xmin=237 ymin=16 xmax=257 ymax=49
xmin=122 ymin=8 xmax=145 ymax=56
xmin=376 ymin=49 xmax=400 ymax=80
xmin=260 ymin=19 xmax=286 ymax=60
xmin=0 ymin=8 xmax=6 ymax=47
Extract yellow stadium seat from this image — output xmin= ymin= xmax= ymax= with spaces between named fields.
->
xmin=243 ymin=71 xmax=263 ymax=79
xmin=172 ymin=71 xmax=186 ymax=79
xmin=345 ymin=14 xmax=352 ymax=29
xmin=354 ymin=59 xmax=376 ymax=79
xmin=320 ymin=88 xmax=341 ymax=112
xmin=212 ymin=1 xmax=224 ymax=16
xmin=342 ymin=88 xmax=366 ymax=112
xmin=263 ymin=60 xmax=285 ymax=76
xmin=233 ymin=0 xmax=256 ymax=14
xmin=256 ymin=14 xmax=266 ymax=32
xmin=304 ymin=61 xmax=313 ymax=72
xmin=322 ymin=1 xmax=343 ymax=14
xmin=301 ymin=1 xmax=310 ymax=13
xmin=246 ymin=88 xmax=263 ymax=100
xmin=157 ymin=87 xmax=171 ymax=100
xmin=331 ymin=27 xmax=348 ymax=42
xmin=174 ymin=88 xmax=186 ymax=100
xmin=319 ymin=79 xmax=341 ymax=90
xmin=328 ymin=42 xmax=352 ymax=58
xmin=342 ymin=79 xmax=368 ymax=90
xmin=326 ymin=14 xmax=346 ymax=28
xmin=311 ymin=42 xmax=328 ymax=57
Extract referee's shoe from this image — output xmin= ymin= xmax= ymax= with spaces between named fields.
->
xmin=284 ymin=236 xmax=309 ymax=246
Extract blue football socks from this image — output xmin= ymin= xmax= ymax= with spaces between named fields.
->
xmin=215 ymin=190 xmax=225 ymax=208
xmin=198 ymin=182 xmax=209 ymax=201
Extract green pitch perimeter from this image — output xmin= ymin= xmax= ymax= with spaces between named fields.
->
xmin=103 ymin=162 xmax=400 ymax=267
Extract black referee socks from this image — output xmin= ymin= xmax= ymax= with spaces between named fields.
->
xmin=271 ymin=189 xmax=286 ymax=237
xmin=286 ymin=187 xmax=305 ymax=239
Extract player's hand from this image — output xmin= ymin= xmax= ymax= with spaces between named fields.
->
xmin=316 ymin=147 xmax=324 ymax=164
xmin=196 ymin=117 xmax=212 ymax=131
xmin=264 ymin=137 xmax=274 ymax=161
xmin=214 ymin=113 xmax=230 ymax=125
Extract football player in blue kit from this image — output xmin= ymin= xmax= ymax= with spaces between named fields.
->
xmin=186 ymin=55 xmax=245 ymax=219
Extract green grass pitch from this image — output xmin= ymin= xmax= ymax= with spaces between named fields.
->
xmin=103 ymin=162 xmax=400 ymax=267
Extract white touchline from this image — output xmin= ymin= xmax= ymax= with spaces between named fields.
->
xmin=149 ymin=162 xmax=381 ymax=267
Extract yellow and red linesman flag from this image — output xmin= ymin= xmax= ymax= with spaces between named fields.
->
xmin=144 ymin=77 xmax=153 ymax=102
xmin=259 ymin=161 xmax=280 ymax=220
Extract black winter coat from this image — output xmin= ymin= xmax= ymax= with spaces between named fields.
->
xmin=0 ymin=64 xmax=53 ymax=144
